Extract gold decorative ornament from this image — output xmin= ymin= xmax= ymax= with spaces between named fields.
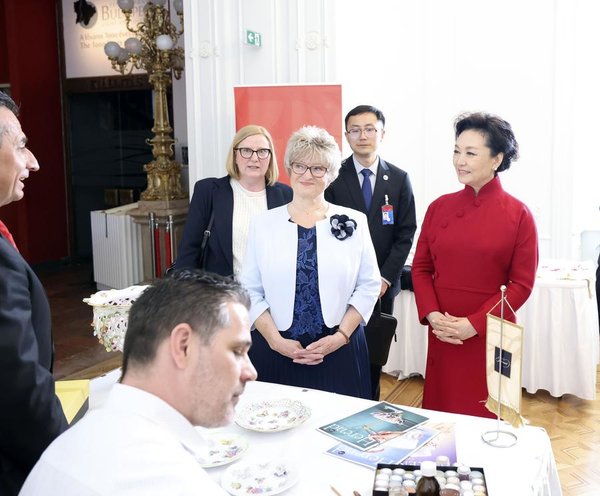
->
xmin=104 ymin=0 xmax=186 ymax=201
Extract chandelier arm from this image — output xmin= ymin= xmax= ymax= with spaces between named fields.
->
xmin=120 ymin=10 xmax=141 ymax=34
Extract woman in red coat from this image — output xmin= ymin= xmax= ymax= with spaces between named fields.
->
xmin=412 ymin=112 xmax=538 ymax=418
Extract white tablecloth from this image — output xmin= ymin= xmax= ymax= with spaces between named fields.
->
xmin=90 ymin=371 xmax=562 ymax=495
xmin=520 ymin=261 xmax=599 ymax=399
xmin=383 ymin=290 xmax=428 ymax=379
xmin=383 ymin=260 xmax=600 ymax=400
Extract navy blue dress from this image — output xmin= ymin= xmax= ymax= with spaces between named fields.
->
xmin=249 ymin=225 xmax=371 ymax=399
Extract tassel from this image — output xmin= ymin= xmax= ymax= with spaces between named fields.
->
xmin=485 ymin=396 xmax=528 ymax=428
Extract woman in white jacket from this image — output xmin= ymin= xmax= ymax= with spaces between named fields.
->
xmin=241 ymin=126 xmax=380 ymax=398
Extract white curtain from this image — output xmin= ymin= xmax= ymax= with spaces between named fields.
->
xmin=335 ymin=0 xmax=600 ymax=260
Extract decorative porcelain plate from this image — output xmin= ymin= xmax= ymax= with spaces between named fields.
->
xmin=221 ymin=460 xmax=300 ymax=495
xmin=199 ymin=431 xmax=249 ymax=468
xmin=234 ymin=398 xmax=311 ymax=432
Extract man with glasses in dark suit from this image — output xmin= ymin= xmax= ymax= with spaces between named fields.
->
xmin=325 ymin=105 xmax=417 ymax=400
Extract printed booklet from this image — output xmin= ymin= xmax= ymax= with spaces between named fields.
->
xmin=317 ymin=402 xmax=429 ymax=451
xmin=402 ymin=422 xmax=458 ymax=466
xmin=325 ymin=425 xmax=439 ymax=469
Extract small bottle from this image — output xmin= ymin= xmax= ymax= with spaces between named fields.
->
xmin=415 ymin=461 xmax=441 ymax=496
xmin=457 ymin=465 xmax=471 ymax=481
xmin=388 ymin=485 xmax=409 ymax=496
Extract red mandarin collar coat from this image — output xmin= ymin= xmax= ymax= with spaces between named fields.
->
xmin=412 ymin=176 xmax=538 ymax=417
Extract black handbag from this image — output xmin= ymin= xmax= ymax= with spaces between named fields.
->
xmin=164 ymin=209 xmax=214 ymax=276
xmin=400 ymin=265 xmax=414 ymax=291
xmin=364 ymin=300 xmax=398 ymax=366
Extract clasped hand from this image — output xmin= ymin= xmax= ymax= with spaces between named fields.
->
xmin=271 ymin=333 xmax=345 ymax=365
xmin=427 ymin=311 xmax=477 ymax=345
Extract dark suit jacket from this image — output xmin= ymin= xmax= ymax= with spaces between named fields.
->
xmin=325 ymin=156 xmax=417 ymax=299
xmin=0 ymin=235 xmax=68 ymax=495
xmin=174 ymin=175 xmax=293 ymax=276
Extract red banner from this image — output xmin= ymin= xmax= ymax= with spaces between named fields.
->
xmin=234 ymin=84 xmax=342 ymax=184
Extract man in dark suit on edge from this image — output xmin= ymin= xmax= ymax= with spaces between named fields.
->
xmin=0 ymin=91 xmax=68 ymax=495
xmin=325 ymin=105 xmax=417 ymax=400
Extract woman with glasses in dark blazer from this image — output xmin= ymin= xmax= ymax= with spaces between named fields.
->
xmin=174 ymin=125 xmax=292 ymax=277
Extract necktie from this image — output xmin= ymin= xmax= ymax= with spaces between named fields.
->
xmin=360 ymin=169 xmax=373 ymax=211
xmin=0 ymin=220 xmax=18 ymax=251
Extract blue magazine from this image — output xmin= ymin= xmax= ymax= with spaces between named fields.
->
xmin=325 ymin=425 xmax=440 ymax=468
xmin=318 ymin=402 xmax=429 ymax=451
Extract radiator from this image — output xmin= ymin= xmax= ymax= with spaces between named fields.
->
xmin=90 ymin=204 xmax=143 ymax=290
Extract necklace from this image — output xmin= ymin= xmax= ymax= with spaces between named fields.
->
xmin=289 ymin=201 xmax=329 ymax=217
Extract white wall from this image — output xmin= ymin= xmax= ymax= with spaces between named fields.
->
xmin=181 ymin=0 xmax=600 ymax=260
xmin=335 ymin=0 xmax=600 ymax=260
xmin=182 ymin=0 xmax=335 ymax=186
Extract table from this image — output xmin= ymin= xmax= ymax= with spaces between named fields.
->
xmin=520 ymin=261 xmax=599 ymax=400
xmin=383 ymin=260 xmax=600 ymax=400
xmin=90 ymin=370 xmax=562 ymax=495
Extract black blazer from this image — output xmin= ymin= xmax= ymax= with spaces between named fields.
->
xmin=0 ymin=235 xmax=68 ymax=495
xmin=325 ymin=157 xmax=417 ymax=295
xmin=174 ymin=175 xmax=293 ymax=276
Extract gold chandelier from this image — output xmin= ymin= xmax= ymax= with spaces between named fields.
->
xmin=104 ymin=0 xmax=186 ymax=201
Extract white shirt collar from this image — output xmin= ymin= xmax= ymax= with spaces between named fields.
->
xmin=106 ymin=383 xmax=209 ymax=462
xmin=352 ymin=155 xmax=379 ymax=177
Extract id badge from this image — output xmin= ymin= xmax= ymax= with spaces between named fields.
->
xmin=381 ymin=204 xmax=394 ymax=225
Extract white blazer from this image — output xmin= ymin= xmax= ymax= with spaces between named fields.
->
xmin=240 ymin=204 xmax=381 ymax=330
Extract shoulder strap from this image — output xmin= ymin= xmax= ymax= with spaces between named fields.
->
xmin=202 ymin=210 xmax=215 ymax=247
xmin=199 ymin=209 xmax=215 ymax=269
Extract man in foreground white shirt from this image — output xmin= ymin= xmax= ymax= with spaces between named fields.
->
xmin=20 ymin=270 xmax=257 ymax=495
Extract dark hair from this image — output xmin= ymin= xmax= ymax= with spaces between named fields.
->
xmin=0 ymin=92 xmax=19 ymax=148
xmin=454 ymin=112 xmax=519 ymax=172
xmin=345 ymin=105 xmax=385 ymax=130
xmin=0 ymin=91 xmax=19 ymax=115
xmin=121 ymin=269 xmax=250 ymax=374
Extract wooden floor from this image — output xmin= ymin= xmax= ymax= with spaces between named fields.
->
xmin=40 ymin=261 xmax=599 ymax=495
xmin=40 ymin=260 xmax=123 ymax=380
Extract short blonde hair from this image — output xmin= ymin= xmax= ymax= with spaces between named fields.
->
xmin=225 ymin=125 xmax=279 ymax=186
xmin=284 ymin=126 xmax=341 ymax=185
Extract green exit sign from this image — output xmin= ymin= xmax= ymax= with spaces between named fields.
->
xmin=245 ymin=29 xmax=262 ymax=47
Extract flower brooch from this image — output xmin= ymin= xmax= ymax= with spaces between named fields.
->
xmin=330 ymin=214 xmax=357 ymax=240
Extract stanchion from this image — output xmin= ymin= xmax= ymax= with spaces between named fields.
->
xmin=148 ymin=212 xmax=157 ymax=280
xmin=164 ymin=215 xmax=173 ymax=268
xmin=481 ymin=285 xmax=518 ymax=448
xmin=152 ymin=214 xmax=162 ymax=277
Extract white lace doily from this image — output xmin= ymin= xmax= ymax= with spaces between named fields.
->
xmin=83 ymin=285 xmax=149 ymax=352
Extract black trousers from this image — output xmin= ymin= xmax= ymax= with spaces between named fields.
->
xmin=368 ymin=288 xmax=396 ymax=400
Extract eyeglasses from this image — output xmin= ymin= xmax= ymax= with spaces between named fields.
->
xmin=347 ymin=127 xmax=379 ymax=139
xmin=235 ymin=147 xmax=271 ymax=160
xmin=291 ymin=163 xmax=329 ymax=178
